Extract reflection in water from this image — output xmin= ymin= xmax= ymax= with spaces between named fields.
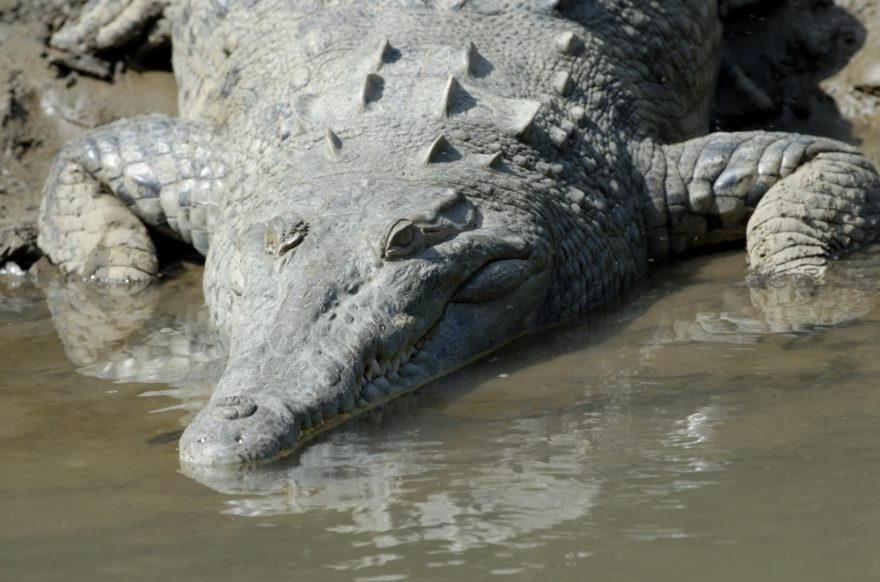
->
xmin=206 ymin=416 xmax=601 ymax=551
xmin=188 ymin=401 xmax=730 ymax=550
xmin=42 ymin=264 xmax=225 ymax=417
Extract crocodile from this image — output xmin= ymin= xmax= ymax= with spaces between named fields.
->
xmin=36 ymin=0 xmax=880 ymax=466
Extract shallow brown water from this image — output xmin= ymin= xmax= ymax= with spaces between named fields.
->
xmin=2 ymin=251 xmax=880 ymax=582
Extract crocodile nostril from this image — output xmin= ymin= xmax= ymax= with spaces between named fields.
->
xmin=214 ymin=395 xmax=258 ymax=419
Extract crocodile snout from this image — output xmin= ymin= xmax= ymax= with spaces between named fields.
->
xmin=179 ymin=394 xmax=300 ymax=465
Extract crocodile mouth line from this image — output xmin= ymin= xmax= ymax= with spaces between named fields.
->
xmin=355 ymin=336 xmax=426 ymax=405
xmin=267 ymin=256 xmax=535 ymax=462
xmin=346 ymin=255 xmax=532 ymax=408
xmin=277 ymin=334 xmax=430 ymax=461
xmin=340 ymin=256 xmax=522 ymax=412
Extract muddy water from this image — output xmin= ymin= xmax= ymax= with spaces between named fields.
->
xmin=2 ymin=251 xmax=880 ymax=582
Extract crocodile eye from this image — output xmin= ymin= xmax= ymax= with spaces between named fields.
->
xmin=393 ymin=225 xmax=413 ymax=246
xmin=384 ymin=220 xmax=423 ymax=259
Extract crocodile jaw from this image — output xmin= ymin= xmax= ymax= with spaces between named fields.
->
xmin=178 ymin=212 xmax=550 ymax=467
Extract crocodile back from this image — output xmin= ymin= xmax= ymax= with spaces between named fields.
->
xmin=169 ymin=0 xmax=720 ymax=144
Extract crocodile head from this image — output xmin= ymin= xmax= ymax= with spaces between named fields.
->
xmin=179 ymin=179 xmax=552 ymax=465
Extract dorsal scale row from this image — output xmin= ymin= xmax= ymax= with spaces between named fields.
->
xmin=357 ymin=41 xmax=544 ymax=137
xmin=313 ymin=31 xmax=575 ymax=167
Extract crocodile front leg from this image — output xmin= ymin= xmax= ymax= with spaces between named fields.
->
xmin=38 ymin=114 xmax=227 ymax=282
xmin=638 ymin=132 xmax=880 ymax=277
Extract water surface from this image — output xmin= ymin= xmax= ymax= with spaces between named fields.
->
xmin=2 ymin=251 xmax=880 ymax=581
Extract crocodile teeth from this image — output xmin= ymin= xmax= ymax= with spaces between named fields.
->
xmin=369 ymin=358 xmax=382 ymax=379
xmin=358 ymin=342 xmax=421 ymax=394
xmin=373 ymin=377 xmax=392 ymax=395
xmin=339 ymin=393 xmax=355 ymax=414
xmin=363 ymin=384 xmax=382 ymax=402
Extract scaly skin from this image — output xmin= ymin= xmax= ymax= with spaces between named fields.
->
xmin=37 ymin=0 xmax=880 ymax=466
